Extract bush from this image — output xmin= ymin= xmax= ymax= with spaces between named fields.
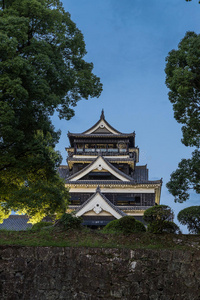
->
xmin=103 ymin=219 xmax=119 ymax=232
xmin=56 ymin=213 xmax=83 ymax=230
xmin=103 ymin=216 xmax=146 ymax=234
xmin=147 ymin=221 xmax=181 ymax=234
xmin=31 ymin=221 xmax=53 ymax=232
xmin=178 ymin=206 xmax=200 ymax=234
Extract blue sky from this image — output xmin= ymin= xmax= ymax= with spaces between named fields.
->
xmin=53 ymin=0 xmax=200 ymax=232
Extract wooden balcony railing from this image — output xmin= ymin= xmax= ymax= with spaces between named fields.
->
xmin=75 ymin=148 xmax=128 ymax=155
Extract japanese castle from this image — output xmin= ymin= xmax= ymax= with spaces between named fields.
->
xmin=58 ymin=110 xmax=162 ymax=227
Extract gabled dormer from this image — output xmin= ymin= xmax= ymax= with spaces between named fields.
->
xmin=75 ymin=186 xmax=126 ymax=219
xmin=67 ymin=155 xmax=133 ymax=182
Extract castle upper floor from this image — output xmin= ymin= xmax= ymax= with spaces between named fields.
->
xmin=66 ymin=110 xmax=139 ymax=161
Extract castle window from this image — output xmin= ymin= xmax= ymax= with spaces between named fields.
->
xmin=135 ymin=196 xmax=140 ymax=204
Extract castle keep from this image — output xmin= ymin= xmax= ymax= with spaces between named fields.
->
xmin=58 ymin=110 xmax=162 ymax=226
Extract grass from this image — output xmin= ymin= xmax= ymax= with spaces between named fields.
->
xmin=0 ymin=227 xmax=200 ymax=250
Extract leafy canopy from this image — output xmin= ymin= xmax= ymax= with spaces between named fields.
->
xmin=147 ymin=221 xmax=181 ymax=234
xmin=165 ymin=32 xmax=200 ymax=202
xmin=143 ymin=205 xmax=174 ymax=223
xmin=166 ymin=150 xmax=200 ymax=203
xmin=178 ymin=206 xmax=200 ymax=234
xmin=0 ymin=0 xmax=102 ymax=222
xmin=165 ymin=32 xmax=200 ymax=148
xmin=143 ymin=205 xmax=180 ymax=234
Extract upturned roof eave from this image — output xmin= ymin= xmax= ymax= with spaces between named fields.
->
xmin=67 ymin=133 xmax=135 ymax=138
xmin=67 ymin=157 xmax=135 ymax=162
xmin=65 ymin=179 xmax=163 ymax=185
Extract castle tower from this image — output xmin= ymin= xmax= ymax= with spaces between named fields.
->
xmin=58 ymin=110 xmax=162 ymax=226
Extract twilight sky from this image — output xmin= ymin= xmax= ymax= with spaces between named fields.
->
xmin=52 ymin=0 xmax=200 ymax=232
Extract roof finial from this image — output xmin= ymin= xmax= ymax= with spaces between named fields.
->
xmin=100 ymin=109 xmax=105 ymax=119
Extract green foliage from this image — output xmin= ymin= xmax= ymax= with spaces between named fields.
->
xmin=165 ymin=32 xmax=200 ymax=148
xmin=143 ymin=205 xmax=174 ymax=223
xmin=31 ymin=221 xmax=53 ymax=232
xmin=0 ymin=206 xmax=11 ymax=224
xmin=147 ymin=221 xmax=181 ymax=234
xmin=103 ymin=216 xmax=146 ymax=234
xmin=57 ymin=213 xmax=83 ymax=230
xmin=143 ymin=205 xmax=180 ymax=234
xmin=0 ymin=0 xmax=102 ymax=221
xmin=103 ymin=219 xmax=119 ymax=232
xmin=133 ymin=220 xmax=146 ymax=233
xmin=178 ymin=206 xmax=200 ymax=234
xmin=166 ymin=150 xmax=200 ymax=203
xmin=165 ymin=32 xmax=200 ymax=202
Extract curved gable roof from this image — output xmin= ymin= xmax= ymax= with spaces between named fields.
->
xmin=66 ymin=155 xmax=133 ymax=182
xmin=75 ymin=186 xmax=126 ymax=219
xmin=82 ymin=109 xmax=121 ymax=135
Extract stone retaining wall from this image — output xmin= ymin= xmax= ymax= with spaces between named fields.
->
xmin=0 ymin=246 xmax=200 ymax=299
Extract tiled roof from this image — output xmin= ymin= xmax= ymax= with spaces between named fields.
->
xmin=58 ymin=166 xmax=69 ymax=179
xmin=116 ymin=206 xmax=152 ymax=211
xmin=68 ymin=133 xmax=135 ymax=138
xmin=66 ymin=179 xmax=162 ymax=185
xmin=0 ymin=215 xmax=32 ymax=231
xmin=75 ymin=187 xmax=126 ymax=217
xmin=133 ymin=166 xmax=148 ymax=182
xmin=68 ymin=205 xmax=152 ymax=211
xmin=67 ymin=157 xmax=134 ymax=163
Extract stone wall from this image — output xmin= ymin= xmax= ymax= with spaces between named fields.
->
xmin=0 ymin=246 xmax=200 ymax=299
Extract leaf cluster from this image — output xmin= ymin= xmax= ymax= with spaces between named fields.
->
xmin=165 ymin=32 xmax=200 ymax=148
xmin=166 ymin=150 xmax=200 ymax=202
xmin=31 ymin=221 xmax=53 ymax=232
xmin=143 ymin=205 xmax=180 ymax=234
xmin=55 ymin=213 xmax=83 ymax=230
xmin=147 ymin=221 xmax=181 ymax=234
xmin=165 ymin=31 xmax=200 ymax=202
xmin=178 ymin=206 xmax=200 ymax=234
xmin=143 ymin=205 xmax=174 ymax=223
xmin=103 ymin=216 xmax=146 ymax=234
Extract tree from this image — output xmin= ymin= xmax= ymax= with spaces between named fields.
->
xmin=165 ymin=32 xmax=200 ymax=202
xmin=143 ymin=205 xmax=180 ymax=234
xmin=166 ymin=150 xmax=200 ymax=203
xmin=143 ymin=205 xmax=174 ymax=223
xmin=0 ymin=0 xmax=102 ymax=223
xmin=178 ymin=206 xmax=200 ymax=234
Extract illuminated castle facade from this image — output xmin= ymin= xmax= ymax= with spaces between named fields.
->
xmin=58 ymin=110 xmax=162 ymax=226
